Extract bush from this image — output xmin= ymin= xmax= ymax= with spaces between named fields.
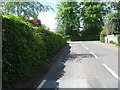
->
xmin=2 ymin=15 xmax=66 ymax=88
xmin=100 ymin=29 xmax=106 ymax=42
xmin=38 ymin=28 xmax=66 ymax=58
xmin=79 ymin=29 xmax=100 ymax=41
xmin=109 ymin=40 xmax=115 ymax=44
xmin=79 ymin=34 xmax=99 ymax=41
xmin=118 ymin=36 xmax=120 ymax=43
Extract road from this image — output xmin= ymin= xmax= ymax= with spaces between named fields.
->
xmin=37 ymin=41 xmax=118 ymax=89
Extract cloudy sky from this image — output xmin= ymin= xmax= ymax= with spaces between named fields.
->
xmin=38 ymin=0 xmax=60 ymax=31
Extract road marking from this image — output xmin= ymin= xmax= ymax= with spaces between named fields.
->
xmin=90 ymin=52 xmax=98 ymax=59
xmin=81 ymin=44 xmax=85 ymax=47
xmin=81 ymin=44 xmax=89 ymax=50
xmin=37 ymin=80 xmax=46 ymax=88
xmin=102 ymin=63 xmax=119 ymax=80
xmin=84 ymin=47 xmax=89 ymax=50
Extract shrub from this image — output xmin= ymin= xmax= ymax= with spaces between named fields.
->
xmin=36 ymin=28 xmax=66 ymax=58
xmin=79 ymin=29 xmax=100 ymax=41
xmin=118 ymin=36 xmax=120 ymax=43
xmin=2 ymin=15 xmax=66 ymax=88
xmin=2 ymin=15 xmax=47 ymax=87
xmin=100 ymin=29 xmax=106 ymax=42
xmin=79 ymin=34 xmax=99 ymax=41
xmin=109 ymin=40 xmax=115 ymax=44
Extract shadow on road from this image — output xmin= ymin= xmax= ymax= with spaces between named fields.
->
xmin=37 ymin=43 xmax=98 ymax=89
xmin=37 ymin=44 xmax=71 ymax=89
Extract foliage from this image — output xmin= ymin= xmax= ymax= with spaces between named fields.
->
xmin=106 ymin=12 xmax=120 ymax=34
xmin=0 ymin=2 xmax=53 ymax=19
xmin=79 ymin=2 xmax=108 ymax=40
xmin=117 ymin=36 xmax=120 ymax=46
xmin=79 ymin=34 xmax=99 ymax=41
xmin=56 ymin=1 xmax=80 ymax=40
xmin=38 ymin=29 xmax=66 ymax=58
xmin=105 ymin=2 xmax=120 ymax=35
xmin=100 ymin=29 xmax=106 ymax=42
xmin=56 ymin=1 xmax=108 ymax=41
xmin=109 ymin=40 xmax=115 ymax=44
xmin=2 ymin=15 xmax=66 ymax=88
xmin=118 ymin=36 xmax=120 ymax=43
xmin=110 ymin=2 xmax=120 ymax=12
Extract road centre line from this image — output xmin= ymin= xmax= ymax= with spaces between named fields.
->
xmin=81 ymin=44 xmax=85 ymax=47
xmin=81 ymin=44 xmax=89 ymax=50
xmin=37 ymin=80 xmax=46 ymax=88
xmin=102 ymin=63 xmax=119 ymax=80
xmin=84 ymin=47 xmax=89 ymax=50
xmin=90 ymin=52 xmax=98 ymax=59
xmin=81 ymin=44 xmax=98 ymax=58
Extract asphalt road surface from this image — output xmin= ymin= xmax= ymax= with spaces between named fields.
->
xmin=37 ymin=41 xmax=118 ymax=89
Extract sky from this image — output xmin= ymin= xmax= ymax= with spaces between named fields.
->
xmin=38 ymin=1 xmax=60 ymax=31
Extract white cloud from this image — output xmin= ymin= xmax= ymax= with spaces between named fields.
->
xmin=38 ymin=12 xmax=57 ymax=31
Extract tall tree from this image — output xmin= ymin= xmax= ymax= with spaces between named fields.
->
xmin=0 ymin=2 xmax=53 ymax=19
xmin=109 ymin=1 xmax=120 ymax=34
xmin=56 ymin=1 xmax=80 ymax=40
xmin=79 ymin=2 xmax=107 ymax=40
xmin=110 ymin=1 xmax=120 ymax=12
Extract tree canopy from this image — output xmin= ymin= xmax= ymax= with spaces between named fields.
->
xmin=56 ymin=1 xmax=80 ymax=40
xmin=56 ymin=1 xmax=108 ymax=40
xmin=0 ymin=2 xmax=53 ymax=19
xmin=79 ymin=2 xmax=107 ymax=31
xmin=105 ymin=1 xmax=120 ymax=34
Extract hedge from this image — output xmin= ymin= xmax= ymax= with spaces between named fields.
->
xmin=118 ymin=36 xmax=120 ymax=43
xmin=79 ymin=29 xmax=100 ymax=41
xmin=2 ymin=15 xmax=66 ymax=88
xmin=39 ymin=29 xmax=66 ymax=58
xmin=117 ymin=36 xmax=120 ymax=46
xmin=100 ymin=29 xmax=106 ymax=43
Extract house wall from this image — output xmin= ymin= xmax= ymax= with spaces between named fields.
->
xmin=105 ymin=35 xmax=120 ymax=43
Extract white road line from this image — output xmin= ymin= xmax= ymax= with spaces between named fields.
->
xmin=84 ymin=47 xmax=89 ymax=50
xmin=37 ymin=80 xmax=46 ymax=88
xmin=90 ymin=52 xmax=98 ymax=59
xmin=81 ymin=44 xmax=89 ymax=50
xmin=102 ymin=63 xmax=119 ymax=80
xmin=81 ymin=44 xmax=85 ymax=47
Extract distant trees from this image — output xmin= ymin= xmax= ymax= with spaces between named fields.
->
xmin=79 ymin=2 xmax=107 ymax=31
xmin=106 ymin=12 xmax=120 ymax=34
xmin=0 ymin=2 xmax=52 ymax=19
xmin=56 ymin=1 xmax=108 ymax=40
xmin=56 ymin=1 xmax=80 ymax=40
xmin=105 ymin=2 xmax=120 ymax=35
xmin=78 ymin=2 xmax=108 ymax=40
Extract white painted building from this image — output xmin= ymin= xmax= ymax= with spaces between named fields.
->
xmin=105 ymin=35 xmax=120 ymax=43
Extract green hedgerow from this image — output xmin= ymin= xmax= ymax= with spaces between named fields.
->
xmin=2 ymin=15 xmax=66 ymax=88
xmin=100 ymin=29 xmax=106 ymax=43
xmin=118 ymin=36 xmax=120 ymax=44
